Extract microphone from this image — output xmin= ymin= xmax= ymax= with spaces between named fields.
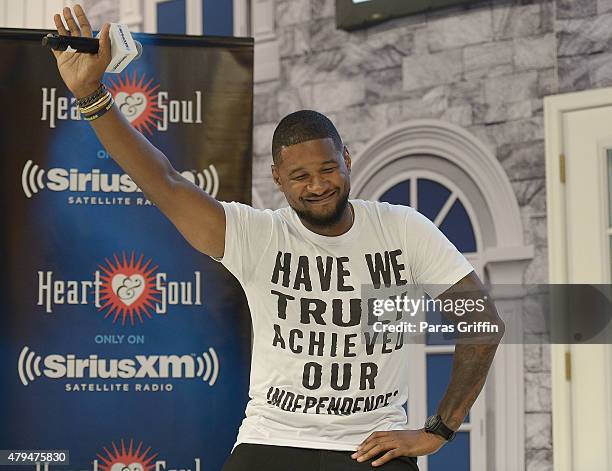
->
xmin=42 ymin=34 xmax=98 ymax=53
xmin=43 ymin=23 xmax=142 ymax=74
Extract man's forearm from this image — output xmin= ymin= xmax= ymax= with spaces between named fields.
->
xmin=86 ymin=101 xmax=226 ymax=257
xmin=436 ymin=342 xmax=500 ymax=430
xmin=88 ymin=104 xmax=177 ymax=207
xmin=433 ymin=272 xmax=505 ymax=430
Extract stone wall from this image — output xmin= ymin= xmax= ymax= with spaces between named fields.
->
xmin=557 ymin=0 xmax=612 ymax=91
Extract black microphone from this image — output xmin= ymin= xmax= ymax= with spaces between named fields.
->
xmin=42 ymin=34 xmax=100 ymax=53
xmin=42 ymin=33 xmax=143 ymax=58
xmin=43 ymin=24 xmax=143 ymax=74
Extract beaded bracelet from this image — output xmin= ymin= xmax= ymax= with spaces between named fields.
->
xmin=76 ymin=83 xmax=106 ymax=108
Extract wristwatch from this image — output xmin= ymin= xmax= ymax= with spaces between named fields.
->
xmin=424 ymin=415 xmax=456 ymax=441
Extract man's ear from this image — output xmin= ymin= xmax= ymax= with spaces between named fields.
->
xmin=343 ymin=146 xmax=351 ymax=173
xmin=271 ymin=164 xmax=282 ymax=187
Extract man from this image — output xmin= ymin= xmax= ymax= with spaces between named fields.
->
xmin=51 ymin=6 xmax=504 ymax=470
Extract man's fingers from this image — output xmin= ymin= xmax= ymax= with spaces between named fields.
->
xmin=371 ymin=449 xmax=401 ymax=467
xmin=356 ymin=443 xmax=385 ymax=462
xmin=358 ymin=431 xmax=388 ymax=449
xmin=357 ymin=438 xmax=395 ymax=456
xmin=358 ymin=433 xmax=375 ymax=448
xmin=63 ymin=7 xmax=81 ymax=37
xmin=98 ymin=23 xmax=111 ymax=59
xmin=73 ymin=4 xmax=92 ymax=37
xmin=52 ymin=13 xmax=68 ymax=59
xmin=53 ymin=13 xmax=69 ymax=36
xmin=355 ymin=442 xmax=395 ymax=462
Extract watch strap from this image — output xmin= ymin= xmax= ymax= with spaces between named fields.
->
xmin=424 ymin=415 xmax=456 ymax=441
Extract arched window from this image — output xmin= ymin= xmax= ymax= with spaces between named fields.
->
xmin=378 ymin=173 xmax=479 ymax=254
xmin=351 ymin=119 xmax=533 ymax=471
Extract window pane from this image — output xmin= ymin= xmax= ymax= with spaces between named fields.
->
xmin=379 ymin=180 xmax=410 ymax=206
xmin=204 ymin=0 xmax=234 ymax=36
xmin=157 ymin=0 xmax=186 ymax=34
xmin=428 ymin=431 xmax=470 ymax=471
xmin=417 ymin=178 xmax=451 ymax=221
xmin=439 ymin=199 xmax=477 ymax=252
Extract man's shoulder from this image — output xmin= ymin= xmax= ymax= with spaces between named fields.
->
xmin=352 ymin=199 xmax=415 ymax=219
xmin=221 ymin=200 xmax=285 ymax=216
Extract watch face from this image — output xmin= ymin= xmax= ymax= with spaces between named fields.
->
xmin=425 ymin=415 xmax=438 ymax=429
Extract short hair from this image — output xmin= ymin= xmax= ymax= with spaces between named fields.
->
xmin=271 ymin=110 xmax=343 ymax=165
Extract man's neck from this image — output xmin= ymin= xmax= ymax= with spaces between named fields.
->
xmin=299 ymin=203 xmax=354 ymax=237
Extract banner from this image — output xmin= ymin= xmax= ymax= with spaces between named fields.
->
xmin=0 ymin=29 xmax=254 ymax=471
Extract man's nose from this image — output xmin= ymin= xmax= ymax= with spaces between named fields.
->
xmin=307 ymin=175 xmax=327 ymax=193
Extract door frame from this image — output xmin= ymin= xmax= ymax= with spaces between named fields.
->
xmin=544 ymin=87 xmax=612 ymax=471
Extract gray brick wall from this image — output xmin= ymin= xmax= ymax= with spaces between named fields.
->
xmin=557 ymin=0 xmax=612 ymax=91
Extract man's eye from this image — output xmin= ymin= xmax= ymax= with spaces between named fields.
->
xmin=321 ymin=167 xmax=336 ymax=173
xmin=293 ymin=174 xmax=307 ymax=181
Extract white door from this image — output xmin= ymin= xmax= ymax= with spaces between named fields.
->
xmin=563 ymin=107 xmax=612 ymax=469
xmin=563 ymin=107 xmax=612 ymax=283
xmin=546 ymin=94 xmax=612 ymax=470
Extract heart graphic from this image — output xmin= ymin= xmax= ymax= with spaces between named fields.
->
xmin=115 ymin=92 xmax=147 ymax=122
xmin=110 ymin=463 xmax=144 ymax=471
xmin=111 ymin=274 xmax=145 ymax=306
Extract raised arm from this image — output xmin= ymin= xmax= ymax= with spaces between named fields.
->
xmin=51 ymin=5 xmax=226 ymax=258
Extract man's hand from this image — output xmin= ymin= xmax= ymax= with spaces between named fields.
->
xmin=351 ymin=429 xmax=445 ymax=467
xmin=52 ymin=5 xmax=111 ymax=98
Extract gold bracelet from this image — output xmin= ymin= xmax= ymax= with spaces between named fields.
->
xmin=79 ymin=90 xmax=110 ymax=112
xmin=83 ymin=96 xmax=115 ymax=121
xmin=80 ymin=91 xmax=112 ymax=114
xmin=76 ymin=83 xmax=105 ymax=107
xmin=80 ymin=96 xmax=111 ymax=116
xmin=82 ymin=95 xmax=113 ymax=119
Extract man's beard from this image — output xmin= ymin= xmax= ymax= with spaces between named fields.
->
xmin=293 ymin=186 xmax=350 ymax=228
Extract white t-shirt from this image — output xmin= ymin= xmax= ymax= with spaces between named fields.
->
xmin=218 ymin=199 xmax=473 ymax=451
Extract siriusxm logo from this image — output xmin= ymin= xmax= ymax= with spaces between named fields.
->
xmin=21 ymin=160 xmax=219 ymax=199
xmin=18 ymin=346 xmax=219 ymax=386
